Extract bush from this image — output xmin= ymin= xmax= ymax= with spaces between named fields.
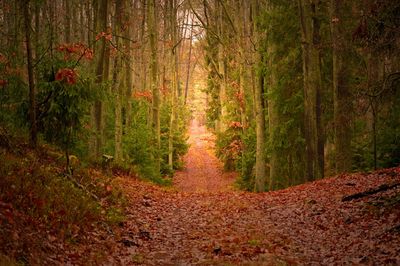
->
xmin=124 ymin=101 xmax=158 ymax=179
xmin=0 ymin=148 xmax=101 ymax=239
xmin=215 ymin=122 xmax=243 ymax=171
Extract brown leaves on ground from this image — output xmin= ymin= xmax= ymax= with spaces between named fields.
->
xmin=103 ymin=167 xmax=399 ymax=265
xmin=1 ymin=122 xmax=399 ymax=264
xmin=173 ymin=119 xmax=236 ymax=193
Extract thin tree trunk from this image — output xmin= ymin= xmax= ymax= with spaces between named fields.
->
xmin=113 ymin=0 xmax=125 ymax=163
xmin=148 ymin=0 xmax=161 ymax=175
xmin=184 ymin=15 xmax=193 ymax=105
xmin=125 ymin=0 xmax=135 ymax=128
xmin=255 ymin=64 xmax=266 ymax=192
xmin=253 ymin=0 xmax=266 ymax=192
xmin=168 ymin=0 xmax=179 ymax=170
xmin=217 ymin=1 xmax=227 ymax=133
xmin=267 ymin=52 xmax=280 ymax=190
xmin=65 ymin=0 xmax=71 ymax=43
xmin=23 ymin=0 xmax=37 ymax=148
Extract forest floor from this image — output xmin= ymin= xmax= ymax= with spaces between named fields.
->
xmin=1 ymin=122 xmax=400 ymax=265
xmin=173 ymin=119 xmax=236 ymax=193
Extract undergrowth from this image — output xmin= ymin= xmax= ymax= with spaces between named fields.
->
xmin=0 ymin=142 xmax=127 ymax=264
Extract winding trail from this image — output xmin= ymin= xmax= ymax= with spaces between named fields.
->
xmin=173 ymin=119 xmax=236 ymax=193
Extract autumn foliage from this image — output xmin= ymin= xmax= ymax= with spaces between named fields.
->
xmin=56 ymin=43 xmax=93 ymax=61
xmin=133 ymin=90 xmax=153 ymax=102
xmin=55 ymin=68 xmax=78 ymax=85
xmin=95 ymin=31 xmax=113 ymax=42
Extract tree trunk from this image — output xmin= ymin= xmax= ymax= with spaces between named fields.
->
xmin=217 ymin=1 xmax=227 ymax=133
xmin=64 ymin=0 xmax=71 ymax=43
xmin=184 ymin=15 xmax=193 ymax=105
xmin=298 ymin=0 xmax=323 ymax=181
xmin=125 ymin=0 xmax=134 ymax=128
xmin=23 ymin=0 xmax=37 ymax=148
xmin=148 ymin=0 xmax=161 ymax=175
xmin=330 ymin=0 xmax=352 ymax=174
xmin=113 ymin=0 xmax=125 ymax=163
xmin=253 ymin=0 xmax=266 ymax=192
xmin=255 ymin=65 xmax=266 ymax=192
xmin=168 ymin=0 xmax=179 ymax=170
xmin=267 ymin=52 xmax=281 ymax=190
xmin=90 ymin=0 xmax=108 ymax=159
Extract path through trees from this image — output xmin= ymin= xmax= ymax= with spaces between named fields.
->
xmin=173 ymin=119 xmax=236 ymax=192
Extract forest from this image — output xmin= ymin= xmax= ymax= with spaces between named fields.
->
xmin=0 ymin=0 xmax=399 ymax=264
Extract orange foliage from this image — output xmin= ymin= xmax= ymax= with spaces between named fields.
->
xmin=0 ymin=53 xmax=8 ymax=64
xmin=95 ymin=31 xmax=113 ymax=42
xmin=55 ymin=68 xmax=77 ymax=85
xmin=234 ymin=91 xmax=245 ymax=109
xmin=56 ymin=43 xmax=93 ymax=61
xmin=133 ymin=91 xmax=153 ymax=102
xmin=0 ymin=79 xmax=7 ymax=87
xmin=229 ymin=121 xmax=243 ymax=129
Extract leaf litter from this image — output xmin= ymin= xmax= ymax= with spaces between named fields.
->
xmin=1 ymin=122 xmax=399 ymax=265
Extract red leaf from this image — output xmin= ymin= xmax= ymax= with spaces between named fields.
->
xmin=55 ymin=68 xmax=77 ymax=85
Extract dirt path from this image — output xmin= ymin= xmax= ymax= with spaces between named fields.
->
xmin=43 ymin=124 xmax=400 ymax=265
xmin=105 ymin=169 xmax=400 ymax=265
xmin=173 ymin=119 xmax=236 ymax=193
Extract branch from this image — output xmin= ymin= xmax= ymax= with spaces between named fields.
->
xmin=342 ymin=182 xmax=400 ymax=202
xmin=216 ymin=0 xmax=237 ymax=34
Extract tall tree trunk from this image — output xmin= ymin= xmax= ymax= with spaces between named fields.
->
xmin=330 ymin=0 xmax=352 ymax=174
xmin=140 ymin=0 xmax=147 ymax=92
xmin=90 ymin=0 xmax=108 ymax=159
xmin=184 ymin=15 xmax=193 ymax=105
xmin=23 ymin=0 xmax=37 ymax=148
xmin=168 ymin=0 xmax=179 ymax=170
xmin=255 ymin=62 xmax=266 ymax=192
xmin=148 ymin=0 xmax=161 ymax=175
xmin=113 ymin=0 xmax=125 ymax=163
xmin=298 ymin=0 xmax=323 ymax=181
xmin=65 ymin=0 xmax=71 ymax=43
xmin=87 ymin=1 xmax=92 ymax=48
xmin=34 ymin=1 xmax=40 ymax=64
xmin=267 ymin=49 xmax=281 ymax=190
xmin=125 ymin=0 xmax=135 ymax=128
xmin=253 ymin=0 xmax=266 ymax=192
xmin=217 ymin=1 xmax=227 ymax=133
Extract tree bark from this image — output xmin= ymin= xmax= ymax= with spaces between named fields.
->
xmin=217 ymin=1 xmax=227 ymax=133
xmin=23 ymin=0 xmax=37 ymax=148
xmin=148 ymin=0 xmax=161 ymax=175
xmin=113 ymin=0 xmax=125 ymax=163
xmin=253 ymin=0 xmax=266 ymax=192
xmin=64 ymin=0 xmax=71 ymax=43
xmin=168 ymin=0 xmax=180 ymax=170
xmin=184 ymin=16 xmax=193 ymax=105
xmin=298 ymin=0 xmax=323 ymax=181
xmin=331 ymin=0 xmax=353 ymax=174
xmin=90 ymin=0 xmax=108 ymax=159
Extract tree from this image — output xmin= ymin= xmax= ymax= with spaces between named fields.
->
xmin=298 ymin=0 xmax=324 ymax=181
xmin=148 ymin=0 xmax=161 ymax=175
xmin=253 ymin=0 xmax=266 ymax=192
xmin=330 ymin=0 xmax=353 ymax=174
xmin=90 ymin=0 xmax=108 ymax=159
xmin=113 ymin=0 xmax=125 ymax=163
xmin=23 ymin=0 xmax=37 ymax=148
xmin=168 ymin=0 xmax=180 ymax=170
